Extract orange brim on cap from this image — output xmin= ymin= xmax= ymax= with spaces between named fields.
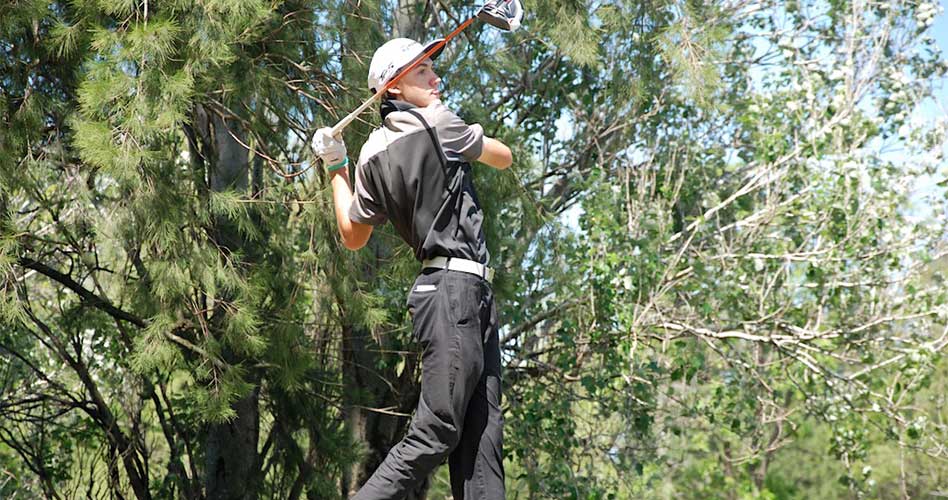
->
xmin=421 ymin=38 xmax=446 ymax=61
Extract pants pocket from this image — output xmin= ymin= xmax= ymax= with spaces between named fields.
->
xmin=407 ymin=270 xmax=443 ymax=341
xmin=445 ymin=272 xmax=484 ymax=331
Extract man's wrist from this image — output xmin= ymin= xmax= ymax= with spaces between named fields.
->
xmin=326 ymin=157 xmax=349 ymax=172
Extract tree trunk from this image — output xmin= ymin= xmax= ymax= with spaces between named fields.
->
xmin=195 ymin=109 xmax=262 ymax=499
xmin=341 ymin=324 xmax=424 ymax=498
xmin=205 ymin=387 xmax=261 ymax=500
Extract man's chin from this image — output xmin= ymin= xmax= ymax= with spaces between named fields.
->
xmin=419 ymin=96 xmax=441 ymax=107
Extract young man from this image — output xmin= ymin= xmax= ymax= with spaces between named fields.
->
xmin=312 ymin=38 xmax=512 ymax=499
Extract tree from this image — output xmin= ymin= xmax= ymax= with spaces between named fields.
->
xmin=490 ymin=0 xmax=948 ymax=497
xmin=2 ymin=0 xmax=356 ymax=497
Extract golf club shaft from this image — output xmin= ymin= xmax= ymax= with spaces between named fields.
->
xmin=330 ymin=16 xmax=476 ymax=137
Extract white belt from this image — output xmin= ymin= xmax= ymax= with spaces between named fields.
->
xmin=422 ymin=256 xmax=495 ymax=283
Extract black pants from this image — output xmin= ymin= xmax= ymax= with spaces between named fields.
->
xmin=353 ymin=268 xmax=505 ymax=500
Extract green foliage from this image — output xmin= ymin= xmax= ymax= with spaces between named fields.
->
xmin=1 ymin=0 xmax=947 ymax=498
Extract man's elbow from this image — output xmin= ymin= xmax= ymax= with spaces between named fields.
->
xmin=340 ymin=222 xmax=372 ymax=250
xmin=342 ymin=237 xmax=366 ymax=251
xmin=340 ymin=231 xmax=369 ymax=250
xmin=482 ymin=150 xmax=513 ymax=170
xmin=497 ymin=152 xmax=513 ymax=170
xmin=478 ymin=138 xmax=512 ymax=170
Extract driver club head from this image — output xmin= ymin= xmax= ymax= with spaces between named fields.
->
xmin=477 ymin=0 xmax=524 ymax=31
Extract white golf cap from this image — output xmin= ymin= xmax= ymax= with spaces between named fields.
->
xmin=367 ymin=38 xmax=445 ymax=93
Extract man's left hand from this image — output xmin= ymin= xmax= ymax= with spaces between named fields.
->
xmin=312 ymin=127 xmax=348 ymax=169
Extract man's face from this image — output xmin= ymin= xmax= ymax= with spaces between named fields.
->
xmin=390 ymin=59 xmax=441 ymax=107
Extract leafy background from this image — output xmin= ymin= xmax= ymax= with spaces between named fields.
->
xmin=1 ymin=0 xmax=947 ymax=498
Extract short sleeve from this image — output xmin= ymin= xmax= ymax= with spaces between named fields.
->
xmin=429 ymin=101 xmax=484 ymax=163
xmin=348 ymin=160 xmax=388 ymax=226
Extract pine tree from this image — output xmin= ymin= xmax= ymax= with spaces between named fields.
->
xmin=1 ymin=0 xmax=358 ymax=497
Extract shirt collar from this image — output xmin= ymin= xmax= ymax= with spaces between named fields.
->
xmin=380 ymin=98 xmax=418 ymax=121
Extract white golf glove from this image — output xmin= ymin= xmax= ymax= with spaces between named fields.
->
xmin=312 ymin=127 xmax=348 ymax=171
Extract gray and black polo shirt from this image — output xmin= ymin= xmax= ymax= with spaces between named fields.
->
xmin=349 ymin=99 xmax=490 ymax=265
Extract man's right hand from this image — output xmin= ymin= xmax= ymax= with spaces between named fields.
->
xmin=312 ymin=127 xmax=348 ymax=169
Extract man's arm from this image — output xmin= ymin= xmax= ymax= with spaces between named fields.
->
xmin=432 ymin=102 xmax=511 ymax=169
xmin=313 ymin=127 xmax=374 ymax=251
xmin=330 ymin=168 xmax=374 ymax=250
xmin=477 ymin=137 xmax=513 ymax=170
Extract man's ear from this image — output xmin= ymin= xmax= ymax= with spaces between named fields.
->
xmin=387 ymin=86 xmax=402 ymax=97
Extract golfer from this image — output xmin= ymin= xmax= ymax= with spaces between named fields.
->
xmin=312 ymin=37 xmax=512 ymax=499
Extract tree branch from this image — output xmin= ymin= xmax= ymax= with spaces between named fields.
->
xmin=18 ymin=257 xmax=146 ymax=328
